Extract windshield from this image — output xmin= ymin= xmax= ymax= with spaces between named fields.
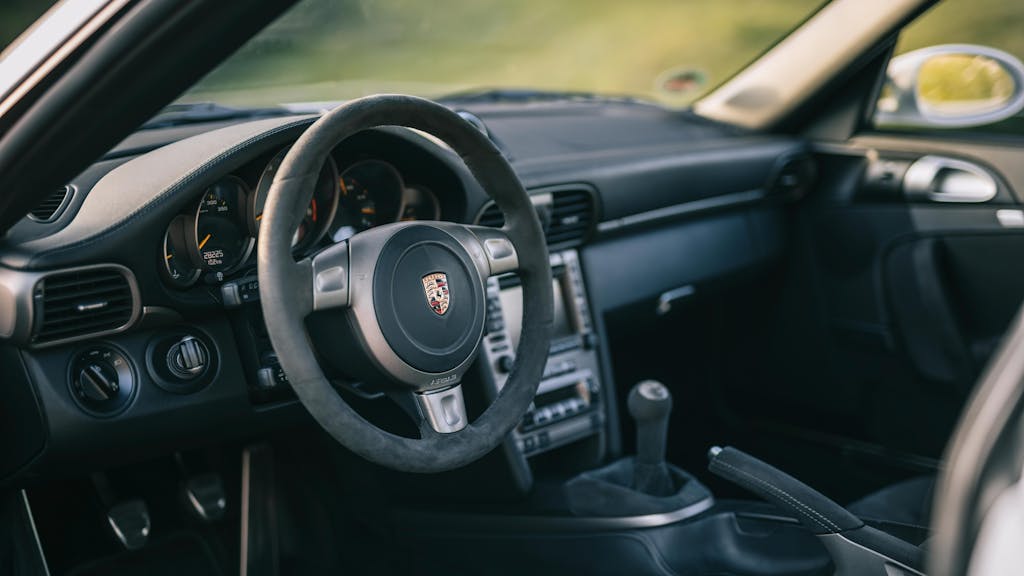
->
xmin=180 ymin=0 xmax=824 ymax=109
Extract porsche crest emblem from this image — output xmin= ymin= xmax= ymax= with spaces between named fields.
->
xmin=421 ymin=272 xmax=450 ymax=316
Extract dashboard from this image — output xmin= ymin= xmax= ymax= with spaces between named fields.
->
xmin=0 ymin=100 xmax=809 ymax=483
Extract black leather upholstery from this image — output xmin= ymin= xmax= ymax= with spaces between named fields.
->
xmin=847 ymin=476 xmax=935 ymax=544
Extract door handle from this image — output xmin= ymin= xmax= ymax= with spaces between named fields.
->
xmin=903 ymin=155 xmax=997 ymax=203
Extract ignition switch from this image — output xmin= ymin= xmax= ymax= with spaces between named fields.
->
xmin=167 ymin=335 xmax=209 ymax=379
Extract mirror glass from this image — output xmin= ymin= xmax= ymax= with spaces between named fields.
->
xmin=917 ymin=53 xmax=1016 ymax=116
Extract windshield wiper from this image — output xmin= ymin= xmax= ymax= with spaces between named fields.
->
xmin=438 ymin=88 xmax=652 ymax=105
xmin=141 ymin=102 xmax=290 ymax=129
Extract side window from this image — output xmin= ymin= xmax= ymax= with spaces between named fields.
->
xmin=872 ymin=0 xmax=1024 ymax=136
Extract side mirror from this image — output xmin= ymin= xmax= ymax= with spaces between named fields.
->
xmin=874 ymin=44 xmax=1024 ymax=129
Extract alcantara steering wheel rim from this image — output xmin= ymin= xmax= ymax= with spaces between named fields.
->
xmin=257 ymin=95 xmax=553 ymax=473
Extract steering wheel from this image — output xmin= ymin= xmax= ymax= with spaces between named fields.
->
xmin=257 ymin=95 xmax=553 ymax=473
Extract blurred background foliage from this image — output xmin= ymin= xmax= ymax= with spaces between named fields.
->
xmin=0 ymin=0 xmax=51 ymax=49
xmin=182 ymin=0 xmax=825 ymax=107
xmin=2 ymin=0 xmax=1023 ymax=115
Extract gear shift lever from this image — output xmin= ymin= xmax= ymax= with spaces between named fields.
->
xmin=628 ymin=380 xmax=674 ymax=496
xmin=564 ymin=379 xmax=711 ymax=516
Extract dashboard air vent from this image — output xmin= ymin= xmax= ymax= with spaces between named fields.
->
xmin=28 ymin=185 xmax=74 ymax=222
xmin=769 ymin=155 xmax=816 ymax=201
xmin=546 ymin=188 xmax=595 ymax=246
xmin=474 ymin=186 xmax=597 ymax=248
xmin=33 ymin=267 xmax=137 ymax=344
xmin=477 ymin=203 xmax=506 ymax=228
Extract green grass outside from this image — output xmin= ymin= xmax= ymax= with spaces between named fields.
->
xmin=3 ymin=0 xmax=1023 ymax=112
xmin=183 ymin=0 xmax=824 ymax=107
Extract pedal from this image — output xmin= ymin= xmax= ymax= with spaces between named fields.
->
xmin=107 ymin=499 xmax=151 ymax=551
xmin=184 ymin=473 xmax=227 ymax=522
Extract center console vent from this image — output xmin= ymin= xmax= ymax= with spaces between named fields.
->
xmin=475 ymin=184 xmax=598 ymax=248
xmin=28 ymin=185 xmax=75 ymax=223
xmin=546 ymin=188 xmax=595 ymax=246
xmin=32 ymin=265 xmax=140 ymax=345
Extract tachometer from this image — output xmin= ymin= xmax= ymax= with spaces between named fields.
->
xmin=161 ymin=215 xmax=200 ymax=288
xmin=251 ymin=148 xmax=340 ymax=253
xmin=190 ymin=176 xmax=253 ymax=274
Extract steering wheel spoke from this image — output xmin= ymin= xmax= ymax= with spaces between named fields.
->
xmin=468 ymin=225 xmax=519 ymax=277
xmin=413 ymin=384 xmax=469 ymax=434
xmin=309 ymin=239 xmax=350 ymax=311
xmin=431 ymin=222 xmax=519 ymax=279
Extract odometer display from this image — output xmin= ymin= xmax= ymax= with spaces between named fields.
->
xmin=191 ymin=176 xmax=253 ymax=274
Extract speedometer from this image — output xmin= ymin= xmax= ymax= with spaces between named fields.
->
xmin=190 ymin=176 xmax=253 ymax=274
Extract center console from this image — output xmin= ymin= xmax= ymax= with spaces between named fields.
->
xmin=480 ymin=249 xmax=604 ymax=457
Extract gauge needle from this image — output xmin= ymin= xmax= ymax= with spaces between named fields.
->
xmin=198 ymin=233 xmax=212 ymax=249
xmin=165 ymin=253 xmax=173 ymax=260
xmin=361 ymin=207 xmax=376 ymax=215
xmin=255 ymin=213 xmax=263 ymax=221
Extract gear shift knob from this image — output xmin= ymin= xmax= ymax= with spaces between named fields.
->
xmin=628 ymin=380 xmax=674 ymax=495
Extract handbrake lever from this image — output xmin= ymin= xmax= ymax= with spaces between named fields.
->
xmin=708 ymin=446 xmax=925 ymax=576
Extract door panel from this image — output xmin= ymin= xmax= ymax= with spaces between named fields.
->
xmin=725 ymin=137 xmax=1024 ymax=502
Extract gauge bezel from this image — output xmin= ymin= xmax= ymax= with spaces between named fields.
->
xmin=251 ymin=148 xmax=341 ymax=254
xmin=334 ymin=159 xmax=406 ymax=233
xmin=398 ymin=185 xmax=441 ymax=221
xmin=160 ymin=214 xmax=201 ymax=288
xmin=188 ymin=175 xmax=255 ymax=276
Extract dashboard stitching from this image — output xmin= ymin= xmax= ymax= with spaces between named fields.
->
xmin=28 ymin=117 xmax=315 ymax=267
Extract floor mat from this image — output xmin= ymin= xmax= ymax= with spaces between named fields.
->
xmin=67 ymin=531 xmax=222 ymax=576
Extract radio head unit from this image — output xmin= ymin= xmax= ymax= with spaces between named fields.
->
xmin=482 ymin=250 xmax=603 ymax=457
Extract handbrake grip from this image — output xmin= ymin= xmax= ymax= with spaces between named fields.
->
xmin=707 ymin=446 xmax=863 ymax=535
xmin=708 ymin=446 xmax=925 ymax=575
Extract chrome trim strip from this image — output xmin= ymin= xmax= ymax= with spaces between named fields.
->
xmin=399 ymin=495 xmax=714 ymax=534
xmin=597 ymin=188 xmax=765 ymax=234
xmin=240 ymin=447 xmax=252 ymax=576
xmin=535 ymin=369 xmax=593 ymax=396
xmin=997 ymin=209 xmax=1024 ymax=228
xmin=20 ymin=490 xmax=51 ymax=576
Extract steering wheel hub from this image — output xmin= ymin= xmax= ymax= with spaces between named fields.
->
xmin=372 ymin=225 xmax=485 ymax=377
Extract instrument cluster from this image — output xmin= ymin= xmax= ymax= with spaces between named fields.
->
xmin=160 ymin=150 xmax=441 ymax=288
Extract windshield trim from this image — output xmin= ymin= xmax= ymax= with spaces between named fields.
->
xmin=0 ymin=0 xmax=130 ymax=119
xmin=695 ymin=0 xmax=930 ymax=129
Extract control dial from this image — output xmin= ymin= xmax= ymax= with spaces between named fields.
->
xmin=69 ymin=346 xmax=135 ymax=416
xmin=77 ymin=361 xmax=120 ymax=401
